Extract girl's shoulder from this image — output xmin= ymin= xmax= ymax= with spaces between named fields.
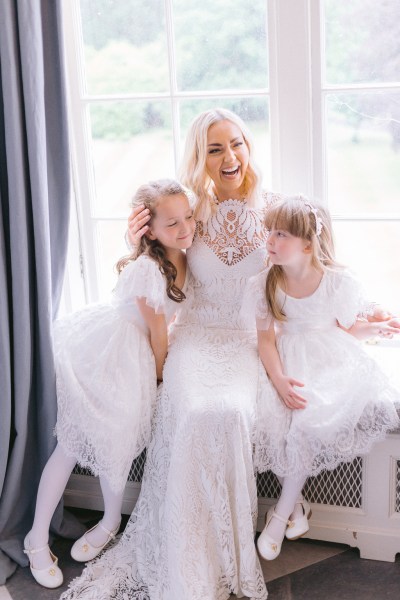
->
xmin=119 ymin=254 xmax=161 ymax=278
xmin=323 ymin=267 xmax=360 ymax=292
xmin=114 ymin=254 xmax=166 ymax=303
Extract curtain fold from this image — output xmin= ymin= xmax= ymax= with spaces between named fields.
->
xmin=0 ymin=0 xmax=83 ymax=584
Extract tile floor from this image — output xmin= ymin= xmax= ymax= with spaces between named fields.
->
xmin=2 ymin=509 xmax=400 ymax=600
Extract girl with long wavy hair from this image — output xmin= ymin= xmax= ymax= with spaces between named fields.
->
xmin=24 ymin=179 xmax=195 ymax=589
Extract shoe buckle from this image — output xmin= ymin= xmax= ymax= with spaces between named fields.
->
xmin=49 ymin=568 xmax=56 ymax=576
xmin=83 ymin=544 xmax=89 ymax=553
xmin=271 ymin=543 xmax=278 ymax=552
xmin=288 ymin=520 xmax=295 ymax=528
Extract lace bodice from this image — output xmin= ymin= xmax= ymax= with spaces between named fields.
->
xmin=176 ymin=198 xmax=269 ymax=330
xmin=245 ymin=267 xmax=375 ymax=334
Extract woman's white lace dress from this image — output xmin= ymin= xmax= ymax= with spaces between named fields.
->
xmin=54 ymin=255 xmax=186 ymax=493
xmin=246 ymin=267 xmax=400 ymax=478
xmin=60 ymin=198 xmax=273 ymax=600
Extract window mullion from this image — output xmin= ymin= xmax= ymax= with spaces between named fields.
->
xmin=164 ymin=0 xmax=181 ymax=174
xmin=310 ymin=0 xmax=325 ymax=203
xmin=62 ymin=0 xmax=99 ymax=302
xmin=269 ymin=0 xmax=315 ymax=197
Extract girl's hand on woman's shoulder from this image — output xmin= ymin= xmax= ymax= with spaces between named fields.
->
xmin=127 ymin=204 xmax=151 ymax=247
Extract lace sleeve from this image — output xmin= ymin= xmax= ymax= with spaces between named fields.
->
xmin=332 ymin=270 xmax=375 ymax=329
xmin=241 ymin=270 xmax=272 ymax=331
xmin=113 ymin=255 xmax=167 ymax=314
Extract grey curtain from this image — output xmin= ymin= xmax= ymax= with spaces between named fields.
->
xmin=0 ymin=0 xmax=83 ymax=584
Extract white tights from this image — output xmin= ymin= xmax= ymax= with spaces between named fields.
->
xmin=266 ymin=475 xmax=307 ymax=543
xmin=27 ymin=444 xmax=123 ymax=569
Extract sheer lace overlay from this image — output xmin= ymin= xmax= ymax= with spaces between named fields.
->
xmin=54 ymin=255 xmax=185 ymax=493
xmin=244 ymin=268 xmax=400 ymax=477
xmin=61 ymin=198 xmax=273 ymax=600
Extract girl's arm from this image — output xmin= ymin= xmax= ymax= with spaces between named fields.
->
xmin=136 ymin=298 xmax=168 ymax=381
xmin=257 ymin=323 xmax=307 ymax=410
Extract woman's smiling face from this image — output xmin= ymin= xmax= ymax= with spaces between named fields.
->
xmin=205 ymin=119 xmax=250 ymax=201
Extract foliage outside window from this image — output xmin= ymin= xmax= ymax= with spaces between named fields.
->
xmin=63 ymin=0 xmax=400 ymax=314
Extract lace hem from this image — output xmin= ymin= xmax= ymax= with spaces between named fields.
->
xmin=255 ymin=382 xmax=400 ymax=477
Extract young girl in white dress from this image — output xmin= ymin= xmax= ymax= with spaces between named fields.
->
xmin=23 ymin=179 xmax=195 ymax=589
xmin=245 ymin=195 xmax=400 ymax=561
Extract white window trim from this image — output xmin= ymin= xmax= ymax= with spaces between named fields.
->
xmin=61 ymin=0 xmax=400 ymax=340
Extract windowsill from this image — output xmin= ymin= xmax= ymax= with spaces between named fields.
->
xmin=365 ymin=339 xmax=400 ymax=389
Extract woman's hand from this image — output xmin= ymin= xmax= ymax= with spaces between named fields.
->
xmin=374 ymin=317 xmax=400 ymax=339
xmin=275 ymin=376 xmax=307 ymax=410
xmin=368 ymin=304 xmax=393 ymax=322
xmin=343 ymin=318 xmax=400 ymax=340
xmin=127 ymin=204 xmax=151 ymax=247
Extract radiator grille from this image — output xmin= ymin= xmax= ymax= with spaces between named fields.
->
xmin=257 ymin=457 xmax=363 ymax=508
xmin=75 ymin=453 xmax=363 ymax=508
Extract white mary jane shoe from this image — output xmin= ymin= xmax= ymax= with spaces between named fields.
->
xmin=70 ymin=520 xmax=120 ymax=562
xmin=23 ymin=535 xmax=63 ymax=589
xmin=257 ymin=506 xmax=292 ymax=561
xmin=285 ymin=499 xmax=312 ymax=541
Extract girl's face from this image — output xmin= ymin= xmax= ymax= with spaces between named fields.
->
xmin=205 ymin=119 xmax=250 ymax=201
xmin=266 ymin=229 xmax=311 ymax=267
xmin=147 ymin=193 xmax=196 ymax=252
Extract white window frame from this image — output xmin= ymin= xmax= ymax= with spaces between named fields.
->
xmin=61 ymin=0 xmax=400 ymax=337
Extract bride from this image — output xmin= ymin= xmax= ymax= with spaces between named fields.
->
xmin=61 ymin=107 xmax=277 ymax=600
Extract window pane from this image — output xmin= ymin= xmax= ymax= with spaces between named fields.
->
xmin=333 ymin=220 xmax=400 ymax=311
xmin=179 ymin=97 xmax=271 ymax=192
xmin=88 ymin=101 xmax=174 ymax=217
xmin=95 ymin=220 xmax=129 ymax=300
xmin=80 ymin=0 xmax=169 ymax=94
xmin=173 ymin=0 xmax=268 ymax=91
xmin=324 ymin=0 xmax=400 ymax=85
xmin=326 ymin=93 xmax=400 ymax=214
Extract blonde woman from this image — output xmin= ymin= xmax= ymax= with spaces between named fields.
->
xmin=61 ymin=108 xmax=273 ymax=600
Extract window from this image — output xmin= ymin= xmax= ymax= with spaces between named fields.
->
xmin=62 ymin=0 xmax=400 ymax=315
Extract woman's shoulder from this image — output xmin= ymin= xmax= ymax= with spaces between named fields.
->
xmin=261 ymin=190 xmax=286 ymax=209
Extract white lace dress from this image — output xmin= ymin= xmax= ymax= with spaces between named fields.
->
xmin=54 ymin=255 xmax=186 ymax=493
xmin=246 ymin=268 xmax=400 ymax=478
xmin=60 ymin=198 xmax=273 ymax=600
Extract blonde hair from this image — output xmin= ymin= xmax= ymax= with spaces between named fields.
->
xmin=116 ymin=179 xmax=189 ymax=303
xmin=179 ymin=108 xmax=262 ymax=222
xmin=264 ymin=195 xmax=341 ymax=321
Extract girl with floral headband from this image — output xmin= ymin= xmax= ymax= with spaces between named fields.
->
xmin=243 ymin=195 xmax=400 ymax=562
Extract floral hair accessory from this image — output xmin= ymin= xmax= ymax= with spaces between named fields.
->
xmin=299 ymin=195 xmax=323 ymax=237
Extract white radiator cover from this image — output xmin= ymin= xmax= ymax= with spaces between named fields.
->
xmin=64 ymin=430 xmax=400 ymax=562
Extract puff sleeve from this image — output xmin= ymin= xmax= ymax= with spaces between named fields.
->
xmin=113 ymin=255 xmax=167 ymax=314
xmin=241 ymin=269 xmax=273 ymax=331
xmin=330 ymin=270 xmax=375 ymax=329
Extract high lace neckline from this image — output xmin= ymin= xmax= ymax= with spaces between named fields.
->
xmin=197 ymin=198 xmax=268 ymax=266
